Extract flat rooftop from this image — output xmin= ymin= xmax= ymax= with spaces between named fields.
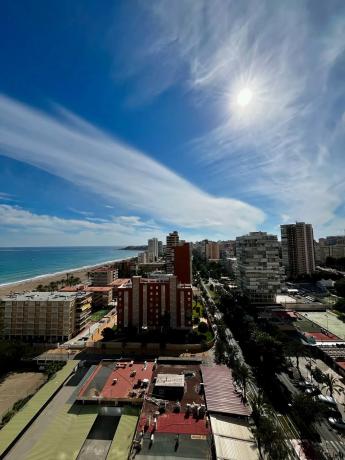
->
xmin=1 ymin=291 xmax=82 ymax=302
xmin=78 ymin=360 xmax=154 ymax=402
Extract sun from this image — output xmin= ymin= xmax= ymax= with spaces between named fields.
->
xmin=237 ymin=87 xmax=253 ymax=107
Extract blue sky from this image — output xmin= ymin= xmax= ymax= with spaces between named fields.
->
xmin=1 ymin=0 xmax=345 ymax=246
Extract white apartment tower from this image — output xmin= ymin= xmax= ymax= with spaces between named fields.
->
xmin=148 ymin=238 xmax=159 ymax=262
xmin=236 ymin=232 xmax=281 ymax=304
xmin=281 ymin=222 xmax=315 ymax=278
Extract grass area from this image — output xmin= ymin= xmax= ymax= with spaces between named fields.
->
xmin=89 ymin=309 xmax=109 ymax=321
xmin=0 ymin=361 xmax=78 ymax=458
xmin=192 ymin=301 xmax=204 ymax=319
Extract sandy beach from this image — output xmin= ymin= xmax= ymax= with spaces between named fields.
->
xmin=0 ymin=258 xmax=133 ymax=297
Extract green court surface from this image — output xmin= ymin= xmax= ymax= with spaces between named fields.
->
xmin=107 ymin=407 xmax=139 ymax=460
xmin=299 ymin=312 xmax=345 ymax=340
xmin=0 ymin=360 xmax=78 ymax=458
xmin=25 ymin=404 xmax=98 ymax=460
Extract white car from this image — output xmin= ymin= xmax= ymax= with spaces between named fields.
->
xmin=328 ymin=418 xmax=345 ymax=431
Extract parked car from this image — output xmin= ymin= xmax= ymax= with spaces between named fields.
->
xmin=304 ymin=386 xmax=321 ymax=396
xmin=317 ymin=394 xmax=337 ymax=406
xmin=328 ymin=418 xmax=345 ymax=431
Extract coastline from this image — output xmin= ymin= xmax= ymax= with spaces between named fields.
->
xmin=0 ymin=256 xmax=136 ymax=297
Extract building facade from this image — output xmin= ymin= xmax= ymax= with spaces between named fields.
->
xmin=148 ymin=238 xmax=159 ymax=262
xmin=318 ymin=236 xmax=345 ymax=263
xmin=236 ymin=232 xmax=281 ymax=304
xmin=0 ymin=291 xmax=92 ymax=342
xmin=165 ymin=231 xmax=180 ymax=274
xmin=90 ymin=267 xmax=118 ymax=286
xmin=173 ymin=242 xmax=192 ymax=284
xmin=205 ymin=241 xmax=220 ymax=260
xmin=117 ymin=275 xmax=192 ymax=330
xmin=281 ymin=222 xmax=315 ymax=278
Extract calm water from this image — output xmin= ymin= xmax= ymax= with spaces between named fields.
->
xmin=0 ymin=246 xmax=138 ymax=285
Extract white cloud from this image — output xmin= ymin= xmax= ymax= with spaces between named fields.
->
xmin=0 ymin=94 xmax=264 ymax=240
xmin=121 ymin=0 xmax=345 ymax=237
xmin=0 ymin=204 xmax=163 ymax=246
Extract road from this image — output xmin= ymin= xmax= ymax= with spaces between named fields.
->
xmin=201 ymin=277 xmax=345 ymax=458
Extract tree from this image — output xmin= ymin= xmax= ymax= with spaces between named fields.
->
xmin=286 ymin=341 xmax=305 ymax=377
xmin=291 ymin=394 xmax=326 ymax=436
xmin=197 ymin=322 xmax=208 ymax=334
xmin=101 ymin=327 xmax=116 ymax=341
xmin=233 ymin=363 xmax=253 ymax=400
xmin=322 ymin=373 xmax=342 ymax=399
xmin=335 ymin=278 xmax=345 ymax=298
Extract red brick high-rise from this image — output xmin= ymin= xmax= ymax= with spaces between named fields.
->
xmin=117 ymin=275 xmax=192 ymax=330
xmin=173 ymin=242 xmax=192 ymax=284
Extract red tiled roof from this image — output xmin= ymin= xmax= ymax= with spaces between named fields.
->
xmin=138 ymin=413 xmax=209 ymax=435
xmin=304 ymin=331 xmax=340 ymax=341
xmin=336 ymin=361 xmax=345 ymax=370
xmin=201 ymin=365 xmax=251 ymax=417
xmin=85 ymin=286 xmax=112 ymax=292
xmin=108 ymin=278 xmax=131 ymax=286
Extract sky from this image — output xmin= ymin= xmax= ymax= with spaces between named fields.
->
xmin=0 ymin=0 xmax=345 ymax=246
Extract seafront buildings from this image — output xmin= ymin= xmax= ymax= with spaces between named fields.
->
xmin=147 ymin=237 xmax=159 ymax=262
xmin=236 ymin=232 xmax=281 ymax=303
xmin=281 ymin=222 xmax=316 ymax=278
xmin=0 ymin=291 xmax=92 ymax=342
xmin=117 ymin=274 xmax=192 ymax=330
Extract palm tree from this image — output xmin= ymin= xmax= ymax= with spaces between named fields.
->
xmin=322 ymin=374 xmax=342 ymax=399
xmin=233 ymin=363 xmax=253 ymax=400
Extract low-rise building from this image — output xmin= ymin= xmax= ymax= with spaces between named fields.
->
xmin=89 ymin=267 xmax=118 ymax=286
xmin=0 ymin=291 xmax=92 ymax=342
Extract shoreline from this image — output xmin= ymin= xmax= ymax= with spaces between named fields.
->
xmin=0 ymin=256 xmax=136 ymax=297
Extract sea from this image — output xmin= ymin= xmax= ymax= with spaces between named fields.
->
xmin=0 ymin=246 xmax=139 ymax=286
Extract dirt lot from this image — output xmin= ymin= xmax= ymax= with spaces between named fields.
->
xmin=0 ymin=372 xmax=47 ymax=418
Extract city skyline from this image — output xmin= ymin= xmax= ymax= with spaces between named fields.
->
xmin=1 ymin=1 xmax=345 ymax=246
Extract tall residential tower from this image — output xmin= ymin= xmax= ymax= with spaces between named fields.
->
xmin=281 ymin=222 xmax=315 ymax=278
xmin=236 ymin=232 xmax=281 ymax=304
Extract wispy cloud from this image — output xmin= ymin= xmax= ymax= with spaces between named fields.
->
xmin=0 ymin=94 xmax=264 ymax=239
xmin=113 ymin=0 xmax=345 ymax=237
xmin=0 ymin=204 xmax=163 ymax=246
xmin=0 ymin=192 xmax=15 ymax=201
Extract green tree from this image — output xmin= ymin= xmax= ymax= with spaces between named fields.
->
xmin=232 ymin=363 xmax=253 ymax=400
xmin=335 ymin=278 xmax=345 ymax=297
xmin=101 ymin=327 xmax=116 ymax=341
xmin=322 ymin=373 xmax=342 ymax=399
xmin=197 ymin=322 xmax=208 ymax=334
xmin=286 ymin=341 xmax=305 ymax=377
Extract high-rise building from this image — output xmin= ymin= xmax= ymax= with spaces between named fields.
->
xmin=204 ymin=241 xmax=220 ymax=260
xmin=173 ymin=242 xmax=192 ymax=284
xmin=281 ymin=222 xmax=315 ymax=278
xmin=117 ymin=275 xmax=192 ymax=330
xmin=236 ymin=232 xmax=281 ymax=304
xmin=0 ymin=291 xmax=92 ymax=342
xmin=158 ymin=240 xmax=163 ymax=257
xmin=166 ymin=231 xmax=179 ymax=274
xmin=148 ymin=238 xmax=159 ymax=262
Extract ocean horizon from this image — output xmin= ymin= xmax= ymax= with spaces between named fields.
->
xmin=0 ymin=246 xmax=139 ymax=286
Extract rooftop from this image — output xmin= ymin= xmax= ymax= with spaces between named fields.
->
xmin=77 ymin=360 xmax=154 ymax=402
xmin=108 ymin=278 xmax=131 ymax=287
xmin=1 ymin=291 xmax=84 ymax=302
xmin=201 ymin=365 xmax=251 ymax=417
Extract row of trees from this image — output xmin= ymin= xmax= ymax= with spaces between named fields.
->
xmin=35 ymin=273 xmax=82 ymax=292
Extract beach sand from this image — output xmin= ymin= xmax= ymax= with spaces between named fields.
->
xmin=0 ymin=259 xmax=132 ymax=297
